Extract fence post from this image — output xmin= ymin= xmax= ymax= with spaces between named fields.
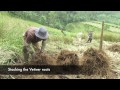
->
xmin=99 ymin=21 xmax=104 ymax=50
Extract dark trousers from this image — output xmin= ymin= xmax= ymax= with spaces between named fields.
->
xmin=87 ymin=38 xmax=92 ymax=43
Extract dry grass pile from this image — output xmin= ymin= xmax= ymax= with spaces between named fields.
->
xmin=29 ymin=50 xmax=79 ymax=66
xmin=108 ymin=44 xmax=120 ymax=53
xmin=57 ymin=50 xmax=79 ymax=65
xmin=56 ymin=50 xmax=80 ymax=74
xmin=80 ymin=48 xmax=111 ymax=76
xmin=28 ymin=50 xmax=80 ymax=74
xmin=29 ymin=53 xmax=56 ymax=65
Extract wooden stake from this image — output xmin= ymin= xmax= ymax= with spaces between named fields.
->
xmin=99 ymin=21 xmax=104 ymax=50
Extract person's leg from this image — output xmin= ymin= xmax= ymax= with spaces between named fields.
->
xmin=23 ymin=34 xmax=29 ymax=64
xmin=32 ymin=43 xmax=40 ymax=60
xmin=90 ymin=38 xmax=92 ymax=43
xmin=23 ymin=46 xmax=29 ymax=64
xmin=23 ymin=40 xmax=34 ymax=63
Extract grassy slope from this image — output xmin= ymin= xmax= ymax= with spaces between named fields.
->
xmin=68 ymin=22 xmax=120 ymax=42
xmin=0 ymin=12 xmax=75 ymax=54
xmin=0 ymin=12 xmax=120 ymax=79
xmin=0 ymin=12 xmax=75 ymax=64
xmin=0 ymin=11 xmax=120 ymax=64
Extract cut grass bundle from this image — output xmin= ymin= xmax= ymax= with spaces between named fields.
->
xmin=56 ymin=50 xmax=80 ymax=74
xmin=28 ymin=53 xmax=56 ymax=65
xmin=108 ymin=44 xmax=120 ymax=53
xmin=80 ymin=48 xmax=111 ymax=76
xmin=57 ymin=50 xmax=79 ymax=65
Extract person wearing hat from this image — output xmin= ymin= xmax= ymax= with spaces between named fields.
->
xmin=23 ymin=26 xmax=49 ymax=64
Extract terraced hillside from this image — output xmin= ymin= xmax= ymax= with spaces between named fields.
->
xmin=0 ymin=12 xmax=120 ymax=79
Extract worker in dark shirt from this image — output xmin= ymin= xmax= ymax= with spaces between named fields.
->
xmin=23 ymin=26 xmax=49 ymax=64
xmin=86 ymin=31 xmax=93 ymax=43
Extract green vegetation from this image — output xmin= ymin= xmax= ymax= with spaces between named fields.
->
xmin=0 ymin=12 xmax=74 ymax=54
xmin=0 ymin=11 xmax=120 ymax=64
xmin=9 ymin=11 xmax=120 ymax=30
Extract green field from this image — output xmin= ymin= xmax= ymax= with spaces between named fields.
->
xmin=0 ymin=12 xmax=76 ymax=64
xmin=0 ymin=12 xmax=120 ymax=63
xmin=0 ymin=11 xmax=120 ymax=79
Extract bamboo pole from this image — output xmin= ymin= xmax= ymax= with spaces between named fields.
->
xmin=99 ymin=21 xmax=104 ymax=50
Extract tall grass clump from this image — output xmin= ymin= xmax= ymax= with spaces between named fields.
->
xmin=0 ymin=23 xmax=5 ymax=38
xmin=103 ymin=32 xmax=120 ymax=42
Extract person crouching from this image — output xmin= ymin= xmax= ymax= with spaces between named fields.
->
xmin=23 ymin=26 xmax=49 ymax=64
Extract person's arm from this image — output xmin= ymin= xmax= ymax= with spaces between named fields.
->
xmin=40 ymin=40 xmax=46 ymax=53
